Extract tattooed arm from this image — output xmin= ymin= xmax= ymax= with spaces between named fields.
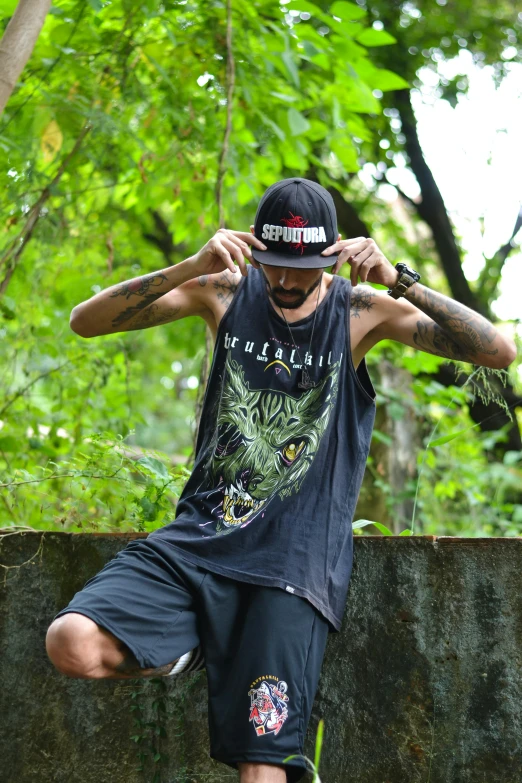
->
xmin=368 ymin=282 xmax=517 ymax=369
xmin=69 ymin=229 xmax=265 ymax=337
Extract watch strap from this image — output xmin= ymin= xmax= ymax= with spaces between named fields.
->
xmin=387 ymin=264 xmax=420 ymax=299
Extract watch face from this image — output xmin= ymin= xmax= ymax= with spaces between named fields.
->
xmin=397 ymin=263 xmax=420 ymax=281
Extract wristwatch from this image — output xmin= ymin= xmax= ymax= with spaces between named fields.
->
xmin=387 ymin=262 xmax=421 ymax=299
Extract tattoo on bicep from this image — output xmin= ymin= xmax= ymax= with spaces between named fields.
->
xmin=350 ymin=287 xmax=377 ymax=319
xmin=413 ymin=319 xmax=498 ymax=362
xmin=125 ymin=303 xmax=181 ymax=331
xmin=213 ymin=271 xmax=238 ymax=308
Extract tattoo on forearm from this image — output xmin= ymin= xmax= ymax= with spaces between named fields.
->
xmin=213 ymin=271 xmax=238 ymax=308
xmin=110 ymin=273 xmax=169 ymax=328
xmin=406 ymin=284 xmax=499 ymax=362
xmin=126 ymin=303 xmax=181 ymax=331
xmin=110 ymin=273 xmax=168 ymax=300
xmin=350 ymin=286 xmax=377 ymax=319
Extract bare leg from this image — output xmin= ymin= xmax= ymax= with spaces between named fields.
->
xmin=238 ymin=762 xmax=286 ymax=783
xmin=46 ymin=613 xmax=184 ymax=680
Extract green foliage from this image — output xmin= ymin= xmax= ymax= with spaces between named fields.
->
xmin=0 ymin=0 xmax=520 ymax=540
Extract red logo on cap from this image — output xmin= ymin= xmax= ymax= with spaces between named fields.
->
xmin=281 ymin=212 xmax=308 ymax=254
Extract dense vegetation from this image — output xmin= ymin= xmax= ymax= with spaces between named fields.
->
xmin=1 ymin=0 xmax=521 ymax=537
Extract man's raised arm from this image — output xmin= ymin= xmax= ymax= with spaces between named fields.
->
xmin=69 ymin=229 xmax=266 ymax=338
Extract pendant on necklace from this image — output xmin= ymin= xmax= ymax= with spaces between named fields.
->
xmin=298 ymin=369 xmax=316 ymax=390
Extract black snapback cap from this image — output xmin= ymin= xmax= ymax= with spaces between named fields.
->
xmin=251 ymin=177 xmax=339 ymax=269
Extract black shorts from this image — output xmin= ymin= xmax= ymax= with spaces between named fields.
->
xmin=53 ymin=537 xmax=329 ymax=782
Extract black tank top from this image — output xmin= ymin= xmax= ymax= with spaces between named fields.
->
xmin=150 ymin=268 xmax=377 ymax=630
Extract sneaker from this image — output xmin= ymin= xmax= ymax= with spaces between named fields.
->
xmin=163 ymin=645 xmax=205 ymax=677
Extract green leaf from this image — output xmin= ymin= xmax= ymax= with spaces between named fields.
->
xmin=356 ymin=28 xmax=397 ymax=46
xmin=284 ymin=1 xmax=328 ymax=20
xmin=373 ymin=522 xmax=394 ymax=535
xmin=429 ymin=423 xmax=482 ymax=447
xmin=366 ymin=68 xmax=411 ymax=91
xmin=282 ymin=50 xmax=300 ymax=88
xmin=135 ymin=456 xmax=170 ymax=480
xmin=257 ymin=113 xmax=286 ymax=141
xmin=269 ymin=91 xmax=298 ymax=103
xmin=353 ymin=519 xmax=394 ymax=535
xmin=399 ymin=528 xmax=413 ymax=536
xmin=330 ymin=134 xmax=359 ymax=171
xmin=313 ymin=718 xmax=324 ymax=772
xmin=352 ymin=519 xmax=378 ymax=529
xmin=330 ymin=1 xmax=367 ymax=20
xmin=504 ymin=450 xmax=522 ymax=466
xmin=0 ymin=436 xmax=21 ymax=452
xmin=287 ymin=107 xmax=310 ymax=136
xmin=87 ymin=0 xmax=103 ymax=11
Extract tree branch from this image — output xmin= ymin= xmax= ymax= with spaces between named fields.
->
xmin=0 ymin=0 xmax=52 ymax=117
xmin=215 ymin=0 xmax=235 ymax=229
xmin=0 ymin=123 xmax=91 ymax=297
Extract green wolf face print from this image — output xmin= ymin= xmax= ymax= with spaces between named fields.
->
xmin=207 ymin=355 xmax=339 ymax=532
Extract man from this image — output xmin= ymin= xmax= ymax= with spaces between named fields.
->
xmin=46 ymin=178 xmax=516 ymax=782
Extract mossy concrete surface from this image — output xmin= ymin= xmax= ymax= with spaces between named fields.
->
xmin=0 ymin=532 xmax=521 ymax=782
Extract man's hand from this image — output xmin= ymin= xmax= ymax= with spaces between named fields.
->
xmin=321 ymin=236 xmax=399 ymax=289
xmin=191 ymin=229 xmax=267 ymax=278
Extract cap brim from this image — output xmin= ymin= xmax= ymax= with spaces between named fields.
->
xmin=251 ymin=248 xmax=338 ymax=269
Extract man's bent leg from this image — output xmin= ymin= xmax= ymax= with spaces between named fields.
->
xmin=238 ymin=762 xmax=286 ymax=783
xmin=46 ymin=612 xmax=181 ymax=680
xmin=46 ymin=538 xmax=205 ymax=679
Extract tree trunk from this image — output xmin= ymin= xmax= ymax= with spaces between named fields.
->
xmin=0 ymin=0 xmax=52 ymax=117
xmin=380 ymin=359 xmax=421 ymax=533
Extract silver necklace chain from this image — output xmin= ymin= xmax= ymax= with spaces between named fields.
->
xmin=278 ymin=278 xmax=322 ymax=390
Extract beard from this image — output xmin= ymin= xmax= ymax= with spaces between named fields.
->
xmin=262 ymin=268 xmax=323 ymax=310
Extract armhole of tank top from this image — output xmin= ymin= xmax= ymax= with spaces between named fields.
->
xmin=345 ymin=281 xmax=377 ymax=405
xmin=212 ymin=271 xmax=247 ymax=347
xmin=194 ymin=273 xmax=247 ymax=442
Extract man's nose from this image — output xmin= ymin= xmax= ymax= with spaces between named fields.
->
xmin=278 ymin=268 xmax=298 ymax=288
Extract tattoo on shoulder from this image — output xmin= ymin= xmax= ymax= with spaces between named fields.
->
xmin=350 ymin=286 xmax=377 ymax=319
xmin=213 ymin=270 xmax=239 ymax=309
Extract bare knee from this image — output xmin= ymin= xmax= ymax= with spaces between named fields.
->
xmin=46 ymin=613 xmax=108 ymax=679
xmin=238 ymin=762 xmax=286 ymax=783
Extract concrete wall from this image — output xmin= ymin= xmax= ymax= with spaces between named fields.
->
xmin=1 ymin=532 xmax=521 ymax=782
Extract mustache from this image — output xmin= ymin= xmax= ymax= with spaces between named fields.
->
xmin=270 ymin=287 xmax=305 ymax=297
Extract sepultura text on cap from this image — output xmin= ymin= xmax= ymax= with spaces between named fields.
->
xmin=251 ymin=177 xmax=339 ymax=269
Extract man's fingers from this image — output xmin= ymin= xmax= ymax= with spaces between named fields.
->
xmin=227 ymin=230 xmax=267 ymax=251
xmin=230 ymin=235 xmax=253 ymax=260
xmin=214 ymin=244 xmax=237 ymax=274
xmin=221 ymin=237 xmax=248 ymax=276
xmin=321 ymin=238 xmax=366 ymax=256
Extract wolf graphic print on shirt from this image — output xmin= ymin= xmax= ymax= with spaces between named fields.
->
xmin=202 ymin=353 xmax=340 ymax=533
